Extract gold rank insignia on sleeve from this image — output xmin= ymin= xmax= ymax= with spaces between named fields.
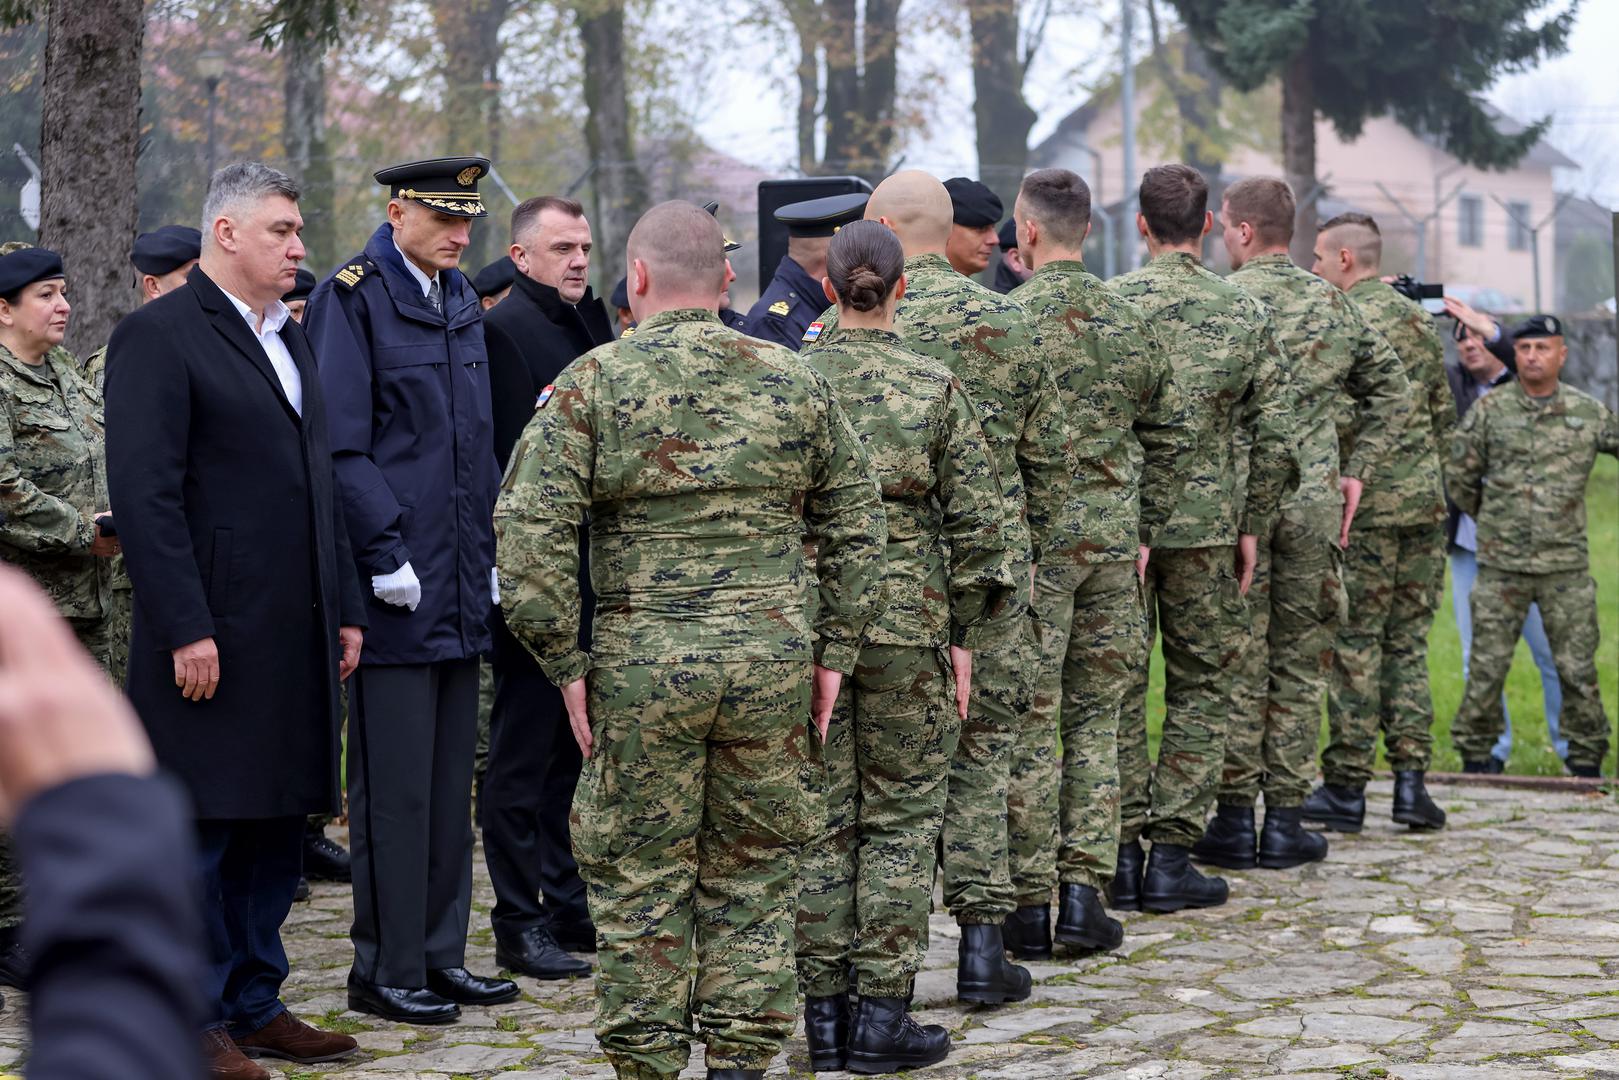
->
xmin=769 ymin=300 xmax=791 ymax=316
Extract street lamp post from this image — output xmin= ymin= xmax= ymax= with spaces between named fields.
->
xmin=198 ymin=51 xmax=226 ymax=178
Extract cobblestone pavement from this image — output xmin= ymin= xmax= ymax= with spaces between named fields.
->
xmin=6 ymin=779 xmax=1619 ymax=1078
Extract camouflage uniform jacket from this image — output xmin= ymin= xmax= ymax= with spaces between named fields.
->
xmin=1108 ymin=251 xmax=1299 ymax=545
xmin=811 ymin=254 xmax=1075 ymax=566
xmin=1011 ymin=259 xmax=1195 ymax=563
xmin=1342 ymin=278 xmax=1450 ymax=528
xmin=1448 ymin=380 xmax=1619 ymax=574
xmin=1228 ymin=254 xmax=1412 ymax=508
xmin=804 ymin=326 xmax=1018 ymax=649
xmin=0 ymin=343 xmax=110 ymax=619
xmin=494 ymin=308 xmax=888 ymax=685
xmin=83 ymin=344 xmax=108 ymax=392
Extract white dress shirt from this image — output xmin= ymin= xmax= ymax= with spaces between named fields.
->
xmin=221 ymin=287 xmax=303 ymax=417
xmin=393 ymin=238 xmax=439 ymax=298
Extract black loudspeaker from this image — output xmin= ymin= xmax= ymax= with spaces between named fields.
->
xmin=756 ymin=176 xmax=873 ymax=294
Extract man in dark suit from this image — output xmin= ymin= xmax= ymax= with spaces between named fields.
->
xmin=105 ymin=162 xmax=366 ymax=1079
xmin=303 ymin=157 xmax=517 ymax=1024
xmin=481 ymin=195 xmax=611 ymax=980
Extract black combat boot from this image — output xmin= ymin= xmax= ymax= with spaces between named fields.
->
xmin=1190 ymin=803 xmax=1258 ymax=869
xmin=846 ymin=995 xmax=951 ymax=1074
xmin=956 ymin=923 xmax=1032 ymax=1004
xmin=803 ymin=992 xmax=851 ymax=1072
xmin=1054 ymin=883 xmax=1123 ymax=952
xmin=1569 ymin=763 xmax=1603 ymax=778
xmin=1258 ymin=806 xmax=1328 ymax=869
xmin=707 ymin=1071 xmax=765 ymax=1079
xmin=1301 ymin=782 xmax=1366 ymax=832
xmin=1002 ymin=904 xmax=1052 ymax=960
xmin=1391 ymin=771 xmax=1446 ymax=829
xmin=1108 ymin=838 xmax=1145 ymax=911
xmin=1141 ymin=843 xmax=1229 ymax=912
xmin=1462 ymin=757 xmax=1505 ymax=774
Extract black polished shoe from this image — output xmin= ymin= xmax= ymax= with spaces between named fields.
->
xmin=293 ymin=877 xmax=311 ymax=903
xmin=1569 ymin=763 xmax=1603 ymax=778
xmin=1054 ymin=883 xmax=1123 ymax=952
xmin=427 ymin=966 xmax=520 ymax=1006
xmin=846 ymin=994 xmax=951 ymax=1074
xmin=956 ymin=923 xmax=1031 ymax=1004
xmin=1302 ymin=782 xmax=1366 ymax=832
xmin=1141 ymin=842 xmax=1228 ymax=912
xmin=1108 ymin=838 xmax=1145 ymax=912
xmin=1392 ymin=770 xmax=1446 ymax=829
xmin=1462 ymin=757 xmax=1506 ymax=774
xmin=1002 ymin=904 xmax=1052 ymax=960
xmin=707 ymin=1071 xmax=765 ymax=1079
xmin=804 ymin=992 xmax=850 ymax=1072
xmin=1191 ymin=803 xmax=1257 ymax=870
xmin=1258 ymin=806 xmax=1328 ymax=869
xmin=302 ymin=826 xmax=352 ymax=883
xmin=549 ymin=918 xmax=598 ymax=953
xmin=495 ymin=926 xmax=591 ymax=980
xmin=346 ymin=972 xmax=460 ymax=1024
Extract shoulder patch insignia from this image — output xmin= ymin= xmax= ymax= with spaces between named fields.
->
xmin=769 ymin=299 xmax=791 ymax=316
xmin=801 ymin=321 xmax=824 ymax=343
xmin=536 ymin=384 xmax=555 ymax=409
xmin=334 ymin=257 xmax=374 ymax=291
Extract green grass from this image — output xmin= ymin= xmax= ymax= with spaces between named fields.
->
xmin=1144 ymin=455 xmax=1619 ymax=777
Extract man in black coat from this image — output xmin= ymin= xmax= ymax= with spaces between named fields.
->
xmin=105 ymin=162 xmax=366 ymax=1078
xmin=480 ymin=195 xmax=610 ymax=979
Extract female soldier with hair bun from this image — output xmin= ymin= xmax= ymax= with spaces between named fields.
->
xmin=793 ymin=218 xmax=1017 ymax=1075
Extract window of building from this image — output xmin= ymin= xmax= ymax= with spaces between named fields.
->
xmin=1458 ymin=195 xmax=1483 ymax=248
xmin=1506 ymin=201 xmax=1532 ymax=251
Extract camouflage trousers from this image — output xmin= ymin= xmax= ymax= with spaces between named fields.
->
xmin=1120 ymin=545 xmax=1249 ymax=847
xmin=1220 ymin=502 xmax=1347 ymax=808
xmin=1322 ymin=523 xmax=1444 ymax=788
xmin=796 ymin=645 xmax=959 ymax=998
xmin=1453 ymin=567 xmax=1609 ymax=769
xmin=940 ymin=615 xmax=1036 ymax=923
xmin=103 ymin=585 xmax=132 ymax=687
xmin=1009 ymin=560 xmax=1143 ymax=901
xmin=571 ymin=660 xmax=819 ymax=1079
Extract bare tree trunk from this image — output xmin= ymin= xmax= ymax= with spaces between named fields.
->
xmin=39 ymin=0 xmax=143 ymax=355
xmin=434 ymin=0 xmax=511 ymax=268
xmin=857 ymin=0 xmax=901 ymax=174
xmin=820 ymin=0 xmax=861 ymax=175
xmin=968 ymin=0 xmax=1036 ymax=215
xmin=1281 ymin=50 xmax=1317 ymax=267
xmin=1144 ymin=3 xmax=1225 ymax=262
xmin=785 ymin=0 xmax=822 ymax=173
xmin=283 ymin=30 xmax=334 ymax=272
xmin=579 ymin=0 xmax=648 ymax=288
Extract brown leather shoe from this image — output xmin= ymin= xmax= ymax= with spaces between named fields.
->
xmin=234 ymin=1010 xmax=359 ymax=1063
xmin=203 ymin=1028 xmax=271 ymax=1080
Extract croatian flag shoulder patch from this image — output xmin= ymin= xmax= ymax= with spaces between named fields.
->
xmin=536 ymin=384 xmax=555 ymax=409
xmin=801 ymin=322 xmax=824 ymax=343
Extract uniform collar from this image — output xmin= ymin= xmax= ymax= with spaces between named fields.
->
xmin=822 ymin=325 xmax=903 ymax=345
xmin=0 ymin=341 xmax=62 ymax=387
xmin=631 ymin=308 xmax=721 ymax=334
xmin=391 ymin=235 xmax=439 ymax=298
xmin=778 ymin=254 xmax=822 ymax=297
xmin=1513 ymin=380 xmax=1568 ymax=412
xmin=1148 ymin=250 xmax=1202 ymax=271
xmin=903 ymin=253 xmax=954 ymax=277
xmin=1241 ymin=252 xmax=1295 ymax=271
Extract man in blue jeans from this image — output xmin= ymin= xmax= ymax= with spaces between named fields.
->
xmin=1443 ymin=298 xmax=1565 ymax=769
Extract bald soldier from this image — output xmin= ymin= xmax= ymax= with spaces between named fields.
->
xmin=811 ymin=170 xmax=1074 ymax=1004
xmin=496 ymin=201 xmax=887 ymax=1080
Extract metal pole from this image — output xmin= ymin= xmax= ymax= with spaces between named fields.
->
xmin=1530 ymin=229 xmax=1541 ymax=313
xmin=1119 ymin=0 xmax=1136 ymax=273
xmin=205 ymin=77 xmax=219 ymax=178
xmin=1493 ymin=193 xmax=1568 ymax=313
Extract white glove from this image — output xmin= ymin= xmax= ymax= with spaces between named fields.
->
xmin=372 ymin=561 xmax=422 ymax=612
xmin=490 ymin=567 xmax=500 ymax=605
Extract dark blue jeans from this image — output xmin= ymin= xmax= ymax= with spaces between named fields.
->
xmin=195 ymin=816 xmax=304 ymax=1035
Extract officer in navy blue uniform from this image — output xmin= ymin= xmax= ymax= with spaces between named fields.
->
xmin=704 ymin=200 xmax=750 ymax=331
xmin=740 ymin=191 xmax=867 ymax=350
xmin=303 ymin=156 xmax=518 ymax=1025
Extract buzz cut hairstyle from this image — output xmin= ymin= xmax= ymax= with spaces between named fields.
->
xmin=510 ymin=195 xmax=586 ymax=246
xmin=1222 ymin=176 xmax=1296 ymax=247
xmin=201 ymin=162 xmax=300 ymax=242
xmin=1138 ymin=163 xmax=1208 ymax=245
xmin=1319 ymin=211 xmax=1383 ymax=269
xmin=1019 ymin=168 xmax=1092 ymax=247
xmin=626 ymin=201 xmax=727 ymax=295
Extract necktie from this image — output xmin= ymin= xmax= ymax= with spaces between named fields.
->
xmin=428 ymin=277 xmax=442 ymax=314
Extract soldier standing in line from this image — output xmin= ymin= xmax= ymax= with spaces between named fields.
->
xmin=496 ymin=201 xmax=887 ymax=1080
xmin=742 ymin=195 xmax=865 ymax=350
xmin=1000 ymin=168 xmax=1193 ymax=959
xmin=795 ymin=220 xmax=1017 ymax=1074
xmin=84 ymin=226 xmax=202 ymax=390
xmin=941 ymin=177 xmax=1002 ymax=279
xmin=1108 ymin=164 xmax=1298 ymax=914
xmin=1305 ymin=213 xmax=1453 ymax=831
xmin=1448 ymin=315 xmax=1617 ymax=777
xmin=1192 ymin=178 xmax=1415 ymax=872
xmin=811 ymin=170 xmax=1073 ymax=1005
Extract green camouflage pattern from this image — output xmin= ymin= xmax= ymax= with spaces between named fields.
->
xmin=1448 ymin=381 xmax=1619 ymax=574
xmin=1322 ymin=523 xmax=1445 ymax=787
xmin=0 ymin=343 xmax=111 ymax=621
xmin=495 ymin=308 xmax=888 ymax=685
xmin=1108 ymin=251 xmax=1299 ymax=544
xmin=83 ymin=344 xmax=107 ymax=392
xmin=801 ymin=326 xmax=1017 ymax=648
xmin=1010 ymin=259 xmax=1195 ymax=562
xmin=0 ymin=833 xmax=16 ymax=930
xmin=1219 ymin=502 xmax=1346 ymax=807
xmin=1012 ymin=559 xmax=1144 ymax=897
xmin=796 ymin=645 xmax=958 ymax=998
xmin=1452 ymin=567 xmax=1610 ymax=769
xmin=1120 ymin=545 xmax=1250 ymax=846
xmin=571 ymin=660 xmax=819 ymax=1076
xmin=1341 ymin=279 xmax=1450 ymax=528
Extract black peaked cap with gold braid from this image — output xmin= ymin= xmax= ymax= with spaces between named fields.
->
xmin=374 ymin=156 xmax=491 ymax=219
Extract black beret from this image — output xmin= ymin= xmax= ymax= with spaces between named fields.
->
xmin=998 ymin=218 xmax=1019 ymax=250
xmin=131 ymin=225 xmax=202 ymax=275
xmin=472 ymin=256 xmax=515 ymax=299
xmin=0 ymin=247 xmax=64 ymax=297
xmin=282 ymin=267 xmax=317 ymax=303
xmin=776 ymin=193 xmax=869 ymax=238
xmin=610 ymin=276 xmax=629 ymax=309
xmin=944 ymin=178 xmax=1003 ymax=229
xmin=374 ymin=156 xmax=490 ymax=219
xmin=1511 ymin=314 xmax=1563 ymax=341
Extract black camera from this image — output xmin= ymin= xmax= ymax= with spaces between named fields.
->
xmin=1390 ymin=275 xmax=1443 ymax=303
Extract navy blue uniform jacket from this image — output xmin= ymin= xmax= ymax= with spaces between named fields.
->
xmin=303 ymin=223 xmax=498 ymax=665
xmin=741 ymin=254 xmax=823 ymax=351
